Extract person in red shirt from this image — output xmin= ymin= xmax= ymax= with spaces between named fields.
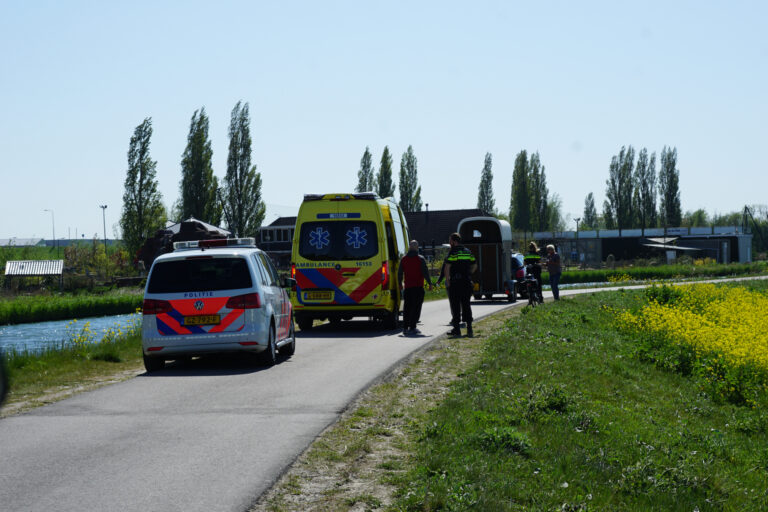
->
xmin=398 ymin=240 xmax=433 ymax=335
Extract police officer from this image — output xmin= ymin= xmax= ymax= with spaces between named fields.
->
xmin=398 ymin=240 xmax=433 ymax=335
xmin=444 ymin=232 xmax=477 ymax=337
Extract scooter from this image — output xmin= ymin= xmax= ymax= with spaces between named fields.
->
xmin=522 ymin=264 xmax=543 ymax=306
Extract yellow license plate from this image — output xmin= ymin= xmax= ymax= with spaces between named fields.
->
xmin=183 ymin=315 xmax=221 ymax=326
xmin=305 ymin=291 xmax=333 ymax=301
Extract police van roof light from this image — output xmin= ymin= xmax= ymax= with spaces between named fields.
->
xmin=173 ymin=238 xmax=256 ymax=251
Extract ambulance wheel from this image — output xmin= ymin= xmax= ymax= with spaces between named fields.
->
xmin=297 ymin=315 xmax=313 ymax=331
xmin=384 ymin=307 xmax=399 ymax=330
xmin=143 ymin=354 xmax=165 ymax=373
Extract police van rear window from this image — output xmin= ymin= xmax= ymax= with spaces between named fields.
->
xmin=298 ymin=221 xmax=378 ymax=261
xmin=147 ymin=257 xmax=252 ymax=293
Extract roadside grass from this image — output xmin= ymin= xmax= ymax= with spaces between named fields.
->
xmin=254 ymin=281 xmax=768 ymax=511
xmin=0 ymin=289 xmax=143 ymax=324
xmin=252 ymin=309 xmax=497 ymax=512
xmin=2 ymin=319 xmax=143 ymax=416
xmin=394 ymin=287 xmax=768 ymax=510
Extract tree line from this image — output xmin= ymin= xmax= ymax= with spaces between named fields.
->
xmin=582 ymin=145 xmax=682 ymax=231
xmin=355 ymin=145 xmax=422 ymax=212
xmin=120 ymin=111 xmax=761 ymax=261
xmin=120 ymin=102 xmax=265 ymax=255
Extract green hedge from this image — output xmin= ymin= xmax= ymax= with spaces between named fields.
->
xmin=545 ymin=261 xmax=768 ymax=285
xmin=0 ymin=292 xmax=143 ymax=325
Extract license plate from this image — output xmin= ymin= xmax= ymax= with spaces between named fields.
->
xmin=183 ymin=315 xmax=221 ymax=326
xmin=305 ymin=291 xmax=333 ymax=301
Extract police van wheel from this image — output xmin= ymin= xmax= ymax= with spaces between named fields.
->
xmin=279 ymin=319 xmax=296 ymax=357
xmin=260 ymin=326 xmax=277 ymax=366
xmin=143 ymin=354 xmax=165 ymax=373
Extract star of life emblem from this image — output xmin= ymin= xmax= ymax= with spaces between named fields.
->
xmin=346 ymin=227 xmax=368 ymax=249
xmin=309 ymin=227 xmax=331 ymax=250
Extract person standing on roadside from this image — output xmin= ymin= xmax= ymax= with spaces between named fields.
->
xmin=445 ymin=232 xmax=477 ymax=337
xmin=545 ymin=244 xmax=562 ymax=300
xmin=398 ymin=240 xmax=433 ymax=335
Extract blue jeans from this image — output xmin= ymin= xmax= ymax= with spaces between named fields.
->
xmin=549 ymin=273 xmax=561 ymax=300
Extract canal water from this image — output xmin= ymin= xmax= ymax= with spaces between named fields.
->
xmin=0 ymin=313 xmax=141 ymax=354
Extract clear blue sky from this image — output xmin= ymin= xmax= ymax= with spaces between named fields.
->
xmin=2 ymin=0 xmax=766 ymax=240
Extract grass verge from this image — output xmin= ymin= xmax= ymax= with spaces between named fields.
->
xmin=1 ymin=330 xmax=144 ymax=417
xmin=253 ymin=283 xmax=768 ymax=511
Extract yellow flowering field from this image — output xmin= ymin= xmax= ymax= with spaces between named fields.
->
xmin=614 ymin=283 xmax=768 ymax=405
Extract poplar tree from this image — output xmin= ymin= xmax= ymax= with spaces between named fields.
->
xmin=545 ymin=193 xmax=565 ymax=232
xmin=659 ymin=146 xmax=682 ymax=227
xmin=355 ymin=147 xmax=375 ymax=193
xmin=120 ymin=117 xmax=166 ymax=255
xmin=583 ymin=192 xmax=598 ymax=229
xmin=602 ymin=200 xmax=616 ymax=230
xmin=179 ymin=107 xmax=221 ymax=225
xmin=529 ymin=152 xmax=549 ymax=231
xmin=635 ymin=148 xmax=657 ymax=229
xmin=510 ymin=150 xmax=530 ymax=232
xmin=376 ymin=146 xmax=395 ymax=198
xmin=476 ymin=152 xmax=495 ymax=214
xmin=398 ymin=145 xmax=422 ymax=212
xmin=605 ymin=145 xmax=635 ymax=231
xmin=222 ymin=101 xmax=265 ymax=237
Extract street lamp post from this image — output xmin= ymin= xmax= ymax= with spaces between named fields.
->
xmin=99 ymin=205 xmax=108 ymax=278
xmin=99 ymin=205 xmax=108 ymax=253
xmin=574 ymin=217 xmax=581 ymax=265
xmin=43 ymin=209 xmax=56 ymax=257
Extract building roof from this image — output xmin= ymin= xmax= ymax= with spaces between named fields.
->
xmin=268 ymin=216 xmax=297 ymax=227
xmin=404 ymin=209 xmax=488 ymax=247
xmin=4 ymin=260 xmax=64 ymax=276
xmin=165 ymin=217 xmax=231 ymax=236
xmin=0 ymin=238 xmax=44 ymax=247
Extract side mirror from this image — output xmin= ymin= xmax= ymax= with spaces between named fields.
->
xmin=283 ymin=277 xmax=296 ymax=290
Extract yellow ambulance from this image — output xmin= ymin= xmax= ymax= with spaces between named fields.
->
xmin=290 ymin=192 xmax=409 ymax=330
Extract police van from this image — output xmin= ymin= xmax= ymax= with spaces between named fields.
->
xmin=290 ymin=192 xmax=409 ymax=330
xmin=141 ymin=238 xmax=295 ymax=372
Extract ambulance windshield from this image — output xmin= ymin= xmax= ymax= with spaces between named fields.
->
xmin=298 ymin=221 xmax=378 ymax=261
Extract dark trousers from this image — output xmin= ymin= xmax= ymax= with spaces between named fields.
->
xmin=448 ymin=280 xmax=473 ymax=327
xmin=402 ymin=287 xmax=425 ymax=329
xmin=549 ymin=273 xmax=561 ymax=300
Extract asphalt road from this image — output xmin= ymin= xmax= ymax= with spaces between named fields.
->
xmin=0 ymin=297 xmax=517 ymax=512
